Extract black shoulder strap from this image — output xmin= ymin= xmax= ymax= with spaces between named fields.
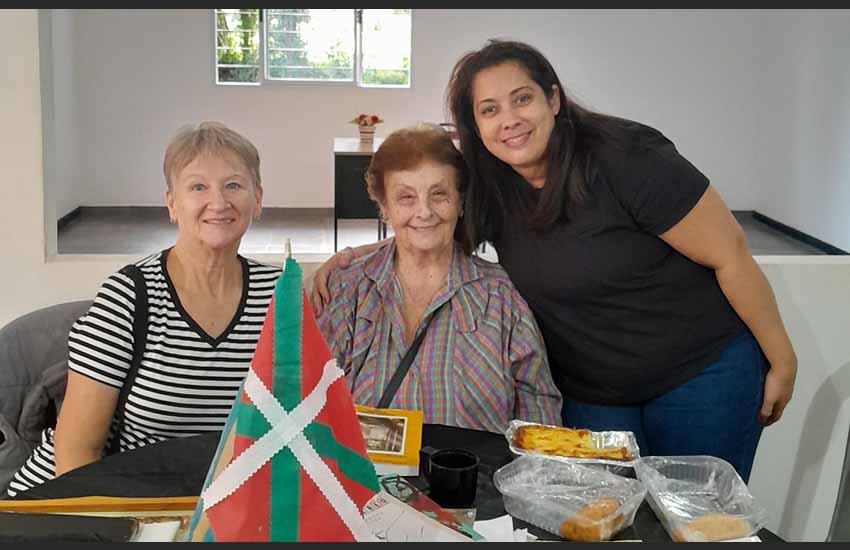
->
xmin=376 ymin=305 xmax=442 ymax=409
xmin=107 ymin=264 xmax=148 ymax=455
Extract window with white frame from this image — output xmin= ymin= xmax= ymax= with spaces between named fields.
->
xmin=214 ymin=9 xmax=411 ymax=87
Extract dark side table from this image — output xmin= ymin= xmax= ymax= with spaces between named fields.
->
xmin=333 ymin=137 xmax=387 ymax=252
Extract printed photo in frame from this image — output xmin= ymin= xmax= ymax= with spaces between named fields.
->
xmin=357 ymin=411 xmax=407 ymax=456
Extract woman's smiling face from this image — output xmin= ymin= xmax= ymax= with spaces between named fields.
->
xmin=471 ymin=61 xmax=560 ymax=187
xmin=166 ymin=152 xmax=262 ymax=252
xmin=381 ymin=160 xmax=461 ymax=257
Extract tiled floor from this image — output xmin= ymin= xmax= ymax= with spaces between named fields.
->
xmin=56 ymin=207 xmax=393 ymax=256
xmin=57 ymin=207 xmax=826 ymax=257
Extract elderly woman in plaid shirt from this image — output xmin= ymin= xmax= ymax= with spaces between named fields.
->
xmin=317 ymin=124 xmax=562 ymax=433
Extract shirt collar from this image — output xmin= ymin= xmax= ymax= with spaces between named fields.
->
xmin=361 ymin=239 xmax=485 ymax=333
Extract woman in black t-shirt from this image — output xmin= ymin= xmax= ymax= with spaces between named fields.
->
xmin=312 ymin=40 xmax=796 ymax=483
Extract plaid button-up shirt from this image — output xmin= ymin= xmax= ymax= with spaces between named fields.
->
xmin=318 ymin=240 xmax=562 ymax=433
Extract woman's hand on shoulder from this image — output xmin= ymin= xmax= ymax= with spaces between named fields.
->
xmin=310 ymin=238 xmax=392 ymax=317
xmin=310 ymin=247 xmax=356 ymax=318
xmin=759 ymin=356 xmax=797 ymax=426
xmin=311 ymin=240 xmax=389 ymax=317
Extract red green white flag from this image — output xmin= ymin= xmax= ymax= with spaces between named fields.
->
xmin=185 ymin=258 xmax=380 ymax=541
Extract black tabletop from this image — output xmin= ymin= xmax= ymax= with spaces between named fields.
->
xmin=16 ymin=424 xmax=782 ymax=543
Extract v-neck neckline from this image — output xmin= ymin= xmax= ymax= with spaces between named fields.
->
xmin=161 ymin=248 xmax=249 ymax=348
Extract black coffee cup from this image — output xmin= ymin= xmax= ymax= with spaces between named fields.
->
xmin=419 ymin=446 xmax=479 ymax=508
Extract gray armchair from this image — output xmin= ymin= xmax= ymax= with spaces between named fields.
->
xmin=0 ymin=300 xmax=92 ymax=495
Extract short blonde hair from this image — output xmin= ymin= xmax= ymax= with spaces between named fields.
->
xmin=163 ymin=121 xmax=261 ymax=190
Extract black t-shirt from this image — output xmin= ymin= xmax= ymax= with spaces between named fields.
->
xmin=494 ymin=121 xmax=745 ymax=405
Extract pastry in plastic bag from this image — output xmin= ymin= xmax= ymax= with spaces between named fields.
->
xmin=558 ymin=497 xmax=625 ymax=541
xmin=495 ymin=455 xmax=646 ymax=542
xmin=634 ymin=456 xmax=767 ymax=542
xmin=673 ymin=513 xmax=751 ymax=542
xmin=513 ymin=425 xmax=632 ymax=460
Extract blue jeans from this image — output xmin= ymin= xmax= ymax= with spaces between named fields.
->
xmin=561 ymin=330 xmax=767 ymax=482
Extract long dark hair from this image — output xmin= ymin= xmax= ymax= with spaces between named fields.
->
xmin=447 ymin=39 xmax=621 ymax=247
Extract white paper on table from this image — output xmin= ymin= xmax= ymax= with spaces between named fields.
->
xmin=473 ymin=515 xmax=514 ymax=542
xmin=130 ymin=520 xmax=182 ymax=542
xmin=722 ymin=535 xmax=762 ymax=542
xmin=515 ymin=528 xmax=537 ymax=542
xmin=473 ymin=514 xmax=537 ymax=542
xmin=363 ymin=491 xmax=471 ymax=542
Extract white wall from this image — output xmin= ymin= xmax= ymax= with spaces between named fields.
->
xmin=69 ymin=9 xmax=445 ymax=209
xmin=55 ymin=9 xmax=781 ymax=212
xmin=755 ymin=11 xmax=850 ymax=252
xmin=2 ymin=10 xmax=125 ymax=326
xmin=44 ymin=10 xmax=80 ymax=222
xmin=747 ymin=258 xmax=850 ymax=541
xmin=0 ymin=10 xmax=319 ymax=329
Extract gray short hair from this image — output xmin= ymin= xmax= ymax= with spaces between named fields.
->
xmin=163 ymin=121 xmax=261 ymax=190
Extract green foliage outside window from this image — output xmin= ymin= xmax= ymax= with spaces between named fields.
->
xmin=216 ymin=9 xmax=260 ymax=83
xmin=214 ymin=9 xmax=409 ymax=86
xmin=362 ymin=57 xmax=409 ymax=86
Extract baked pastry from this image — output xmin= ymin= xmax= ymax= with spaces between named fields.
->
xmin=512 ymin=425 xmax=632 ymax=460
xmin=672 ymin=513 xmax=752 ymax=542
xmin=558 ymin=497 xmax=625 ymax=541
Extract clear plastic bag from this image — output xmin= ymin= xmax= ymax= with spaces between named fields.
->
xmin=505 ymin=419 xmax=640 ymax=467
xmin=634 ymin=455 xmax=769 ymax=542
xmin=493 ymin=454 xmax=646 ymax=541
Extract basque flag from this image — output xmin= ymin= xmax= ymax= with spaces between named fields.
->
xmin=186 ymin=257 xmax=380 ymax=541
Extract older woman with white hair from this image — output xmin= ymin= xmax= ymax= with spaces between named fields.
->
xmin=8 ymin=122 xmax=281 ymax=496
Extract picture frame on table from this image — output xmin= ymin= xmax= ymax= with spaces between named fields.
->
xmin=355 ymin=405 xmax=423 ymax=476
